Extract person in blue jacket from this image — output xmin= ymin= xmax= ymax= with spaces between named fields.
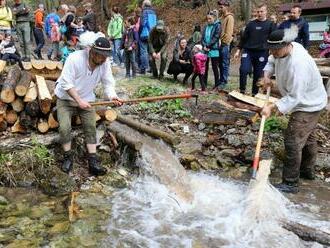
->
xmin=45 ymin=8 xmax=60 ymax=60
xmin=201 ymin=10 xmax=221 ymax=90
xmin=278 ymin=5 xmax=309 ymax=49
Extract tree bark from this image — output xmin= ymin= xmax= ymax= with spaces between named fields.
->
xmin=116 ymin=114 xmax=180 ymax=145
xmin=11 ymin=98 xmax=25 ymax=112
xmin=0 ymin=120 xmax=7 ymax=131
xmin=25 ymin=100 xmax=41 ymax=117
xmin=11 ymin=118 xmax=27 ymax=133
xmin=36 ymin=75 xmax=52 ymax=114
xmin=48 ymin=112 xmax=59 ymax=129
xmin=107 ymin=121 xmax=143 ymax=151
xmin=15 ymin=71 xmax=32 ymax=96
xmin=0 ymin=65 xmax=21 ymax=103
xmin=24 ymin=81 xmax=38 ymax=102
xmin=5 ymin=109 xmax=18 ymax=125
xmin=282 ymin=221 xmax=330 ymax=246
xmin=37 ymin=118 xmax=49 ymax=133
xmin=46 ymin=80 xmax=56 ymax=103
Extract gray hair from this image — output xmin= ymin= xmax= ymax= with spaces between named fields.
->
xmin=142 ymin=0 xmax=152 ymax=7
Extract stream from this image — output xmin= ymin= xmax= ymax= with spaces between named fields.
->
xmin=1 ymin=126 xmax=330 ymax=247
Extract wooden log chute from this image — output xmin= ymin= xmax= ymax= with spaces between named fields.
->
xmin=0 ymin=65 xmax=21 ymax=103
xmin=15 ymin=71 xmax=32 ymax=97
xmin=116 ymin=113 xmax=180 ymax=145
xmin=36 ymin=75 xmax=52 ymax=114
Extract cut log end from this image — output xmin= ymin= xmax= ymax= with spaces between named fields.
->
xmin=5 ymin=109 xmax=18 ymax=125
xmin=11 ymin=118 xmax=27 ymax=133
xmin=37 ymin=119 xmax=49 ymax=133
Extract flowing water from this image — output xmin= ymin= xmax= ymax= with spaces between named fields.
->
xmin=1 ymin=130 xmax=330 ymax=247
xmin=103 ymin=140 xmax=330 ymax=248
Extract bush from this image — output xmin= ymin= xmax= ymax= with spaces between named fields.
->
xmin=264 ymin=116 xmax=288 ymax=133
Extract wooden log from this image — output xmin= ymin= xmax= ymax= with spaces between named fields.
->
xmin=0 ymin=60 xmax=6 ymax=74
xmin=45 ymin=80 xmax=56 ymax=103
xmin=31 ymin=72 xmax=61 ymax=81
xmin=23 ymin=81 xmax=38 ymax=102
xmin=19 ymin=110 xmax=32 ymax=128
xmin=318 ymin=66 xmax=330 ymax=77
xmin=107 ymin=121 xmax=143 ymax=151
xmin=5 ymin=109 xmax=18 ymax=125
xmin=0 ymin=65 xmax=21 ymax=103
xmin=37 ymin=118 xmax=49 ymax=133
xmin=11 ymin=98 xmax=25 ymax=112
xmin=0 ymin=129 xmax=82 ymax=153
xmin=25 ymin=100 xmax=41 ymax=117
xmin=314 ymin=58 xmax=330 ymax=67
xmin=57 ymin=62 xmax=63 ymax=70
xmin=36 ymin=75 xmax=52 ymax=114
xmin=22 ymin=61 xmax=32 ymax=70
xmin=11 ymin=118 xmax=26 ymax=133
xmin=15 ymin=71 xmax=32 ymax=96
xmin=31 ymin=60 xmax=45 ymax=70
xmin=229 ymin=90 xmax=278 ymax=109
xmin=282 ymin=221 xmax=330 ymax=246
xmin=105 ymin=109 xmax=117 ymax=122
xmin=116 ymin=114 xmax=180 ymax=145
xmin=48 ymin=112 xmax=59 ymax=129
xmin=95 ymin=112 xmax=102 ymax=122
xmin=45 ymin=61 xmax=58 ymax=70
xmin=0 ymin=101 xmax=7 ymax=122
xmin=0 ymin=120 xmax=7 ymax=131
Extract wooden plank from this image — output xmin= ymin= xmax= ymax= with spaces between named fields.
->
xmin=36 ymin=75 xmax=52 ymax=114
xmin=229 ymin=90 xmax=278 ymax=108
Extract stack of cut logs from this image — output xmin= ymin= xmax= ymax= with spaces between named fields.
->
xmin=0 ymin=64 xmax=59 ymax=133
xmin=0 ymin=63 xmax=115 ymax=134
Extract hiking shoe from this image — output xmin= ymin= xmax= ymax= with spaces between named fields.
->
xmin=274 ymin=183 xmax=299 ymax=194
xmin=300 ymin=170 xmax=315 ymax=180
xmin=62 ymin=151 xmax=73 ymax=173
xmin=88 ymin=154 xmax=106 ymax=176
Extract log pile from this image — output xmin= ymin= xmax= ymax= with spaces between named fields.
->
xmin=0 ymin=66 xmax=57 ymax=133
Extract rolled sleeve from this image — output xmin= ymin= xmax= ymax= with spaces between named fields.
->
xmin=102 ymin=61 xmax=118 ymax=99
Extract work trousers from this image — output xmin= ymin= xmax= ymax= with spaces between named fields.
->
xmin=57 ymin=99 xmax=97 ymax=145
xmin=124 ymin=50 xmax=136 ymax=77
xmin=219 ymin=44 xmax=231 ymax=86
xmin=16 ymin=22 xmax=31 ymax=59
xmin=204 ymin=57 xmax=220 ymax=89
xmin=239 ymin=49 xmax=268 ymax=95
xmin=283 ymin=111 xmax=321 ymax=184
xmin=33 ymin=27 xmax=45 ymax=58
xmin=150 ymin=50 xmax=167 ymax=78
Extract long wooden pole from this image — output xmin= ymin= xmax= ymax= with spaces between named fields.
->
xmin=90 ymin=93 xmax=198 ymax=107
xmin=251 ymin=87 xmax=271 ymax=179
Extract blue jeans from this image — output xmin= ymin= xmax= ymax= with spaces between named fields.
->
xmin=219 ymin=44 xmax=230 ymax=86
xmin=139 ymin=40 xmax=149 ymax=71
xmin=112 ymin=39 xmax=122 ymax=65
xmin=239 ymin=49 xmax=268 ymax=95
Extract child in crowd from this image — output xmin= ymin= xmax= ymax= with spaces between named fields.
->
xmin=60 ymin=40 xmax=75 ymax=64
xmin=191 ymin=44 xmax=207 ymax=93
xmin=72 ymin=18 xmax=86 ymax=45
xmin=121 ymin=16 xmax=138 ymax=78
xmin=0 ymin=33 xmax=23 ymax=69
xmin=48 ymin=20 xmax=61 ymax=60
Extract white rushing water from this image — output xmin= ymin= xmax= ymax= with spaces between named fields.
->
xmin=102 ymin=141 xmax=330 ymax=248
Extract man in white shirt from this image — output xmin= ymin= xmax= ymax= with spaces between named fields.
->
xmin=55 ymin=37 xmax=122 ymax=175
xmin=261 ymin=28 xmax=328 ymax=193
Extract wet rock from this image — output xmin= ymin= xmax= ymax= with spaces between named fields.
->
xmin=48 ymin=221 xmax=70 ymax=234
xmin=219 ymin=149 xmax=238 ymax=157
xmin=225 ymin=168 xmax=243 ymax=179
xmin=216 ymin=155 xmax=235 ymax=168
xmin=0 ymin=227 xmax=18 ymax=243
xmin=226 ymin=128 xmax=236 ymax=134
xmin=226 ymin=135 xmax=242 ymax=147
xmin=0 ymin=195 xmax=9 ymax=205
xmin=241 ymin=132 xmax=256 ymax=146
xmin=198 ymin=157 xmax=219 ymax=170
xmin=198 ymin=123 xmax=206 ymax=131
xmin=243 ymin=150 xmax=254 ymax=162
xmin=190 ymin=161 xmax=201 ymax=171
xmin=316 ymin=153 xmax=330 ymax=168
xmin=0 ymin=216 xmax=18 ymax=228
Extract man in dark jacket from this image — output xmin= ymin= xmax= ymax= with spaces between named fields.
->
xmin=148 ymin=20 xmax=169 ymax=79
xmin=278 ymin=5 xmax=309 ymax=49
xmin=234 ymin=3 xmax=276 ymax=96
xmin=82 ymin=3 xmax=97 ymax=32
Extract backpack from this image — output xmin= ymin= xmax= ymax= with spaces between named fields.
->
xmin=140 ymin=9 xmax=157 ymax=41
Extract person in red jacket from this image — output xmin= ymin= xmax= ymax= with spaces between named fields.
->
xmin=191 ymin=44 xmax=207 ymax=92
xmin=33 ymin=4 xmax=45 ymax=59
